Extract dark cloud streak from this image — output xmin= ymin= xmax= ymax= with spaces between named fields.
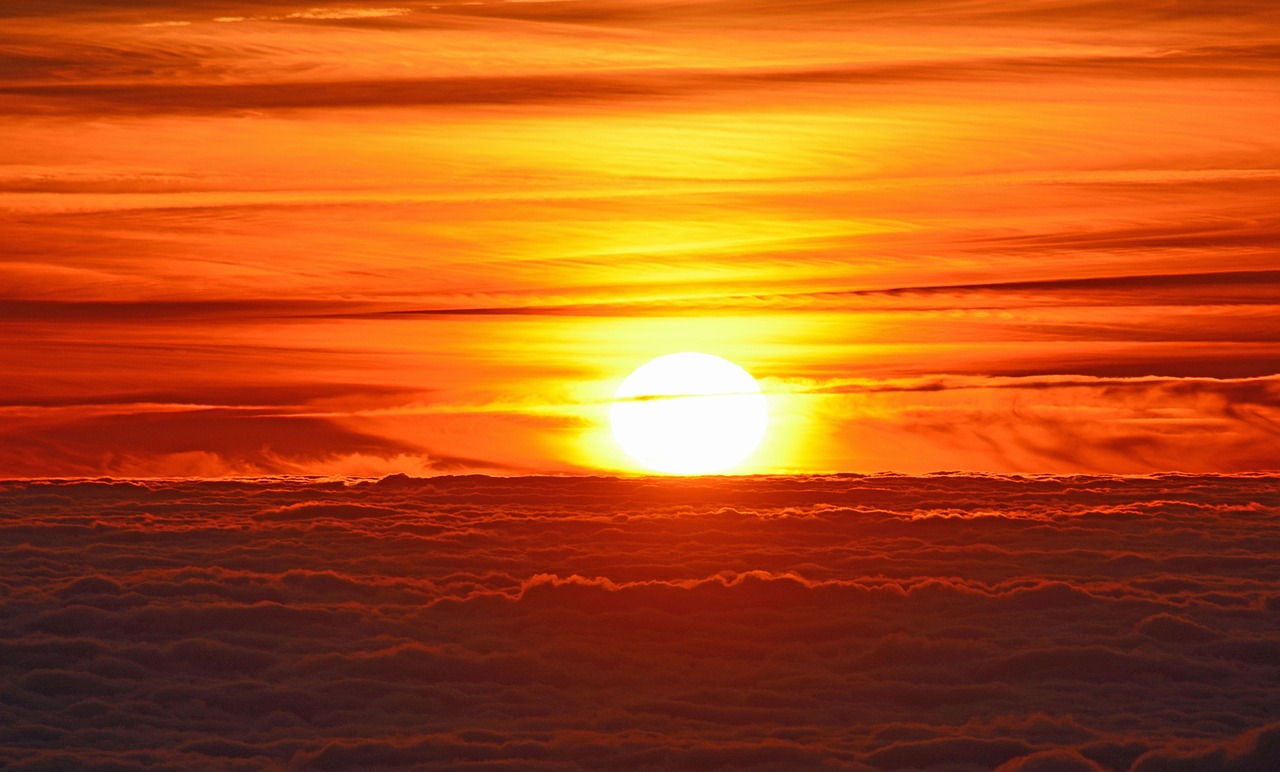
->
xmin=5 ymin=43 xmax=1279 ymax=116
xmin=363 ymin=269 xmax=1280 ymax=316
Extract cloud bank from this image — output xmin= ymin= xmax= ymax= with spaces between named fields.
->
xmin=1 ymin=473 xmax=1277 ymax=769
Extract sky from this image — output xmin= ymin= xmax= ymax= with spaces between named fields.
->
xmin=2 ymin=473 xmax=1278 ymax=769
xmin=3 ymin=0 xmax=1280 ymax=476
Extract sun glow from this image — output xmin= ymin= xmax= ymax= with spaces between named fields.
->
xmin=610 ymin=352 xmax=768 ymax=475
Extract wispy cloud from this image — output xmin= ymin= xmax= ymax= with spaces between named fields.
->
xmin=1 ymin=0 xmax=1277 ymax=475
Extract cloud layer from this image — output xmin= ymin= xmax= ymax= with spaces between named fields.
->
xmin=2 ymin=474 xmax=1278 ymax=769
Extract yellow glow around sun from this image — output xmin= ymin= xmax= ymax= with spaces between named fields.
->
xmin=611 ymin=352 xmax=768 ymax=475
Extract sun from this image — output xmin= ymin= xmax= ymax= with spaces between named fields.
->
xmin=611 ymin=352 xmax=768 ymax=475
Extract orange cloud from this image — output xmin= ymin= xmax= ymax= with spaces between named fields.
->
xmin=1 ymin=0 xmax=1277 ymax=475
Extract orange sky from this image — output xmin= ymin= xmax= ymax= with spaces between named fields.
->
xmin=2 ymin=0 xmax=1279 ymax=476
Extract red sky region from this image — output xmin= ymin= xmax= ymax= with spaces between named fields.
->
xmin=2 ymin=474 xmax=1278 ymax=769
xmin=3 ymin=0 xmax=1280 ymax=476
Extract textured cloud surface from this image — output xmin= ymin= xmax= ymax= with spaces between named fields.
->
xmin=2 ymin=474 xmax=1277 ymax=769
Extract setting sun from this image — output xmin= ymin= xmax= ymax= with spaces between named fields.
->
xmin=610 ymin=352 xmax=768 ymax=475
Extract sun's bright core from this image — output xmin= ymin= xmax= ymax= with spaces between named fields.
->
xmin=611 ymin=352 xmax=768 ymax=475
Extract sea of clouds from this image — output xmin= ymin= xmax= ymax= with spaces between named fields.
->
xmin=2 ymin=473 xmax=1278 ymax=770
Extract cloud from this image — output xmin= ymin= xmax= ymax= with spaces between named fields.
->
xmin=1 ymin=0 xmax=1277 ymax=485
xmin=996 ymin=749 xmax=1108 ymax=772
xmin=0 ymin=298 xmax=341 ymax=323
xmin=0 ymin=73 xmax=672 ymax=116
xmin=370 ymin=269 xmax=1280 ymax=317
xmin=353 ymin=0 xmax=1280 ymax=31
xmin=280 ymin=7 xmax=412 ymax=21
xmin=0 ymin=407 xmax=464 ymax=476
xmin=1132 ymin=723 xmax=1280 ymax=772
xmin=6 ymin=43 xmax=1280 ymax=116
xmin=792 ymin=374 xmax=1280 ymax=473
xmin=1 ymin=474 xmax=1277 ymax=768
